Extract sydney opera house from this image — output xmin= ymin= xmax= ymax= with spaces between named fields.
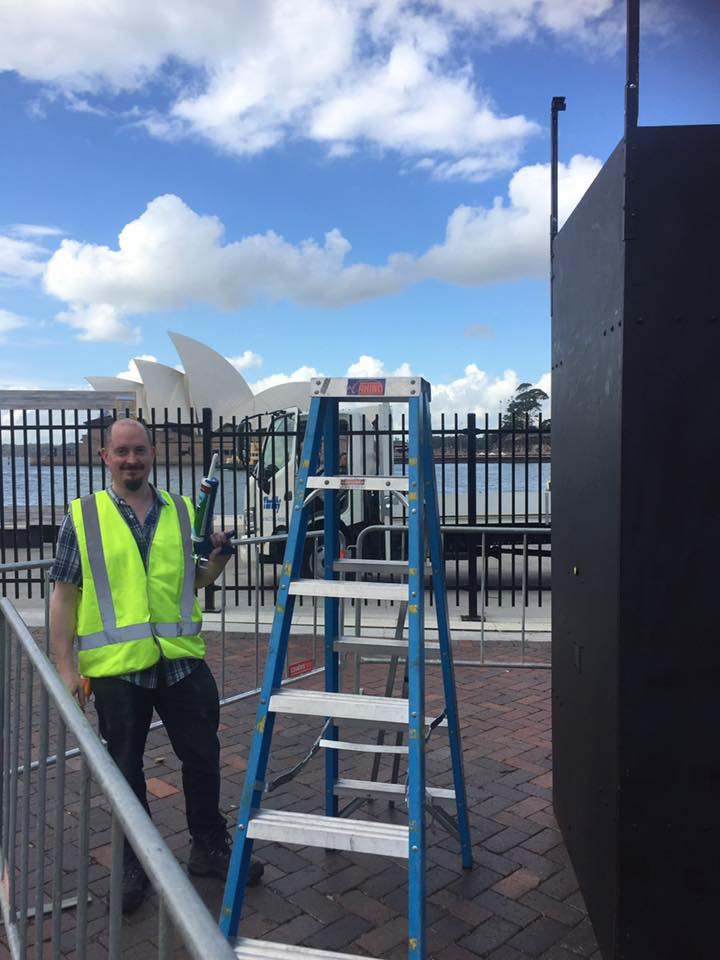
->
xmin=85 ymin=331 xmax=312 ymax=464
xmin=87 ymin=331 xmax=312 ymax=427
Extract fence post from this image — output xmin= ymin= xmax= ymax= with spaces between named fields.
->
xmin=201 ymin=408 xmax=219 ymax=613
xmin=462 ymin=413 xmax=482 ymax=621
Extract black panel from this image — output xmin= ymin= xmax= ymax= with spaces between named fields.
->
xmin=553 ymin=123 xmax=720 ymax=960
xmin=552 ymin=140 xmax=625 ymax=958
xmin=617 ymin=124 xmax=720 ymax=959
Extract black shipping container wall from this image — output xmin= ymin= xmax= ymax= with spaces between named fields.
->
xmin=552 ymin=124 xmax=720 ymax=960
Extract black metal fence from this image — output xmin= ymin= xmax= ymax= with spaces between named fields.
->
xmin=1 ymin=404 xmax=550 ymax=605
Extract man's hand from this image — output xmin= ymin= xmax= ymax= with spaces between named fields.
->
xmin=195 ymin=530 xmax=235 ymax=587
xmin=56 ymin=663 xmax=87 ymax=708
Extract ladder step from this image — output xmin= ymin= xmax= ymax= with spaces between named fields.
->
xmin=333 ymin=558 xmax=432 ymax=575
xmin=335 ymin=778 xmax=456 ymax=805
xmin=235 ymin=937 xmax=369 ymax=958
xmin=334 ymin=636 xmax=440 ymax=657
xmin=269 ymin=689 xmax=446 ymax=730
xmin=320 ymin=739 xmax=408 ymax=755
xmin=247 ymin=810 xmax=409 ymax=858
xmin=311 ymin=375 xmax=427 ymax=401
xmin=306 ymin=475 xmax=409 ymax=492
xmin=289 ymin=579 xmax=407 ymax=601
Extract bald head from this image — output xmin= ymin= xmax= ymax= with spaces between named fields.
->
xmin=105 ymin=418 xmax=153 ymax=448
xmin=101 ymin=418 xmax=155 ymax=494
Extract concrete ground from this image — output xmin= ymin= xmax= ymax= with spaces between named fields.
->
xmin=0 ymin=607 xmax=601 ymax=960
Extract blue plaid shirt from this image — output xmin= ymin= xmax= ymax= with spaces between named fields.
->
xmin=50 ymin=484 xmax=199 ymax=688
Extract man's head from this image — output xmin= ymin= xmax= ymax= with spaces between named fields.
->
xmin=100 ymin=419 xmax=155 ymax=494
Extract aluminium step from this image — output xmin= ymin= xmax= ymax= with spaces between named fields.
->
xmin=246 ymin=809 xmax=409 ymax=857
xmin=334 ymin=777 xmax=456 ymax=805
xmin=289 ymin=579 xmax=407 ymax=601
xmin=319 ymin=739 xmax=408 ymax=755
xmin=306 ymin=475 xmax=409 ymax=492
xmin=332 ymin=558 xmax=432 ymax=576
xmin=235 ymin=938 xmax=370 ymax=958
xmin=268 ymin=688 xmax=446 ymax=730
xmin=334 ymin=635 xmax=440 ymax=657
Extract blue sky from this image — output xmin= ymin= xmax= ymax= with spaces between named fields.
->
xmin=1 ymin=0 xmax=718 ymax=415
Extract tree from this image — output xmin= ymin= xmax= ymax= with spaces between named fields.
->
xmin=502 ymin=383 xmax=549 ymax=428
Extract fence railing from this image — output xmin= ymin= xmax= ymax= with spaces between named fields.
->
xmin=1 ymin=404 xmax=550 ymax=602
xmin=0 ymin=597 xmax=236 ymax=960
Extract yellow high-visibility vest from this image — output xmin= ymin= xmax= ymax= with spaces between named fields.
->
xmin=70 ymin=489 xmax=204 ymax=677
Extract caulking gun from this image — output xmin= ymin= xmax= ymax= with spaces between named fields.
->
xmin=192 ymin=453 xmax=236 ymax=563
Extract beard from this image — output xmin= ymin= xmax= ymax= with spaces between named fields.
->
xmin=124 ymin=477 xmax=143 ymax=492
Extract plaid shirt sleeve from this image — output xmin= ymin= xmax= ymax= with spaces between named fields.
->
xmin=49 ymin=512 xmax=83 ymax=586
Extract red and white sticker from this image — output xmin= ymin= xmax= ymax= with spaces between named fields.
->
xmin=288 ymin=658 xmax=314 ymax=678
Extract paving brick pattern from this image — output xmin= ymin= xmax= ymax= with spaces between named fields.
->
xmin=0 ymin=631 xmax=601 ymax=959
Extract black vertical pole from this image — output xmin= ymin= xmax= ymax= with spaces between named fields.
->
xmin=201 ymin=407 xmax=218 ymax=612
xmin=550 ymin=96 xmax=567 ymax=253
xmin=462 ymin=413 xmax=480 ymax=621
xmin=625 ymin=0 xmax=640 ymax=138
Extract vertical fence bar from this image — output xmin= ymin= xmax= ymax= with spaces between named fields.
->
xmin=75 ymin=757 xmax=92 ymax=960
xmin=0 ymin=405 xmax=5 ymax=580
xmin=8 ymin=637 xmax=21 ymax=913
xmin=463 ymin=414 xmax=479 ymax=622
xmin=22 ymin=409 xmax=31 ymax=596
xmin=108 ymin=813 xmax=123 ymax=960
xmin=158 ymin=899 xmax=175 ymax=960
xmin=1 ymin=615 xmax=11 ymax=862
xmin=201 ymin=407 xmax=217 ymax=613
xmin=18 ymin=659 xmax=34 ymax=955
xmin=9 ymin=410 xmax=19 ymax=590
xmin=35 ymin=408 xmax=45 ymax=584
xmin=480 ymin=533 xmax=486 ymax=663
xmin=521 ymin=534 xmax=528 ymax=663
xmin=34 ymin=681 xmax=50 ymax=960
xmin=254 ymin=545 xmax=261 ymax=689
xmin=51 ymin=719 xmax=66 ymax=960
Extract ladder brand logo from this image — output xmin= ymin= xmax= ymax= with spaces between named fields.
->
xmin=347 ymin=378 xmax=386 ymax=396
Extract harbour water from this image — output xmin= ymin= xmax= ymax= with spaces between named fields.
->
xmin=2 ymin=457 xmax=550 ymax=511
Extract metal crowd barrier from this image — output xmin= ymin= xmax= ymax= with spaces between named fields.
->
xmin=0 ymin=523 xmax=550 ymax=956
xmin=0 ymin=598 xmax=235 ymax=960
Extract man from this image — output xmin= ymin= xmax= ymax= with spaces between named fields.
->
xmin=50 ymin=417 xmax=263 ymax=914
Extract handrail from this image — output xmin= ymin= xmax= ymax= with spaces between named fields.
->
xmin=0 ymin=598 xmax=236 ymax=960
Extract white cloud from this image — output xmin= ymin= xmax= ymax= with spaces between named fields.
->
xmin=3 ymin=0 xmax=643 ymax=176
xmin=431 ymin=366 xmax=551 ymax=418
xmin=116 ymin=354 xmax=158 ymax=381
xmin=249 ymin=366 xmax=323 ymax=394
xmin=0 ymin=308 xmax=27 ymax=339
xmin=250 ymin=357 xmax=549 ymax=416
xmin=55 ymin=303 xmax=141 ymax=343
xmin=227 ymin=350 xmax=262 ymax=372
xmin=346 ymin=355 xmax=413 ymax=378
xmin=0 ymin=234 xmax=48 ymax=281
xmin=42 ymin=155 xmax=600 ymax=340
xmin=9 ymin=223 xmax=63 ymax=238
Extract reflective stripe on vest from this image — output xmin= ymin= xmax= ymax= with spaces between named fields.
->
xmin=76 ymin=493 xmax=200 ymax=652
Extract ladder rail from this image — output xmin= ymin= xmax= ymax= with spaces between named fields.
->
xmin=406 ymin=394 xmax=427 ymax=958
xmin=323 ymin=400 xmax=341 ymax=819
xmin=422 ymin=401 xmax=473 ymax=871
xmin=219 ymin=398 xmax=327 ymax=938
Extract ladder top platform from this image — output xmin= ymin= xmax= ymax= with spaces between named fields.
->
xmin=311 ymin=377 xmax=430 ymax=402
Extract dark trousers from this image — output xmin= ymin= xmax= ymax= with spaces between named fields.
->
xmin=92 ymin=662 xmax=225 ymax=863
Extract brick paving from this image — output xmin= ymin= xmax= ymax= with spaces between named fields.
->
xmin=1 ymin=630 xmax=601 ymax=959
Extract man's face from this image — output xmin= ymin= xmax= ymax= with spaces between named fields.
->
xmin=100 ymin=421 xmax=155 ymax=493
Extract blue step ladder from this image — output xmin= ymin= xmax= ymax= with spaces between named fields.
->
xmin=220 ymin=377 xmax=473 ymax=960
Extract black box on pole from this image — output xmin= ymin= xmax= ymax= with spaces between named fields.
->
xmin=552 ymin=124 xmax=720 ymax=960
